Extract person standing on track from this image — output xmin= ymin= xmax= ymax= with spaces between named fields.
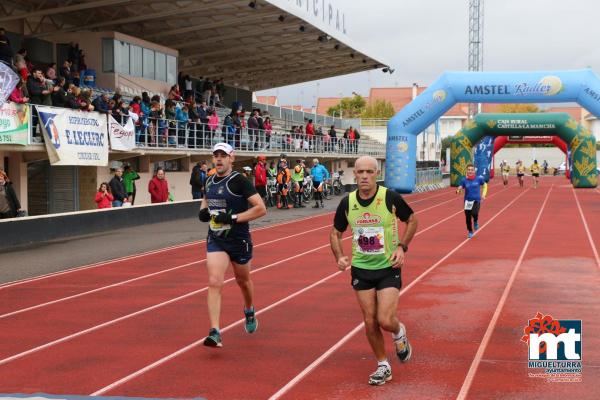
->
xmin=516 ymin=161 xmax=525 ymax=188
xmin=291 ymin=159 xmax=306 ymax=208
xmin=456 ymin=163 xmax=488 ymax=239
xmin=198 ymin=143 xmax=267 ymax=348
xmin=310 ymin=158 xmax=330 ymax=209
xmin=501 ymin=160 xmax=510 ymax=186
xmin=330 ymin=156 xmax=418 ymax=386
xmin=276 ymin=159 xmax=293 ymax=209
xmin=530 ymin=159 xmax=540 ymax=189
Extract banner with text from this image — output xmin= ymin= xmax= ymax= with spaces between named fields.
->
xmin=36 ymin=106 xmax=108 ymax=166
xmin=108 ymin=114 xmax=135 ymax=151
xmin=0 ymin=102 xmax=29 ymax=145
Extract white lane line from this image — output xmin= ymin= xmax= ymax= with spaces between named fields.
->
xmin=572 ymin=187 xmax=600 ymax=269
xmin=268 ymin=187 xmax=531 ymax=400
xmin=456 ymin=186 xmax=553 ymax=400
xmin=0 ymin=186 xmax=474 ymax=319
xmin=0 ymin=211 xmax=335 ymax=290
xmin=88 ymin=187 xmax=517 ymax=397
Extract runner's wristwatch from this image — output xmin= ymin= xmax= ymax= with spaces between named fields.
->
xmin=398 ymin=242 xmax=408 ymax=252
xmin=231 ymin=214 xmax=238 ymax=223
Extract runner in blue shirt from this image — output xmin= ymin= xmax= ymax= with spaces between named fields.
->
xmin=456 ymin=163 xmax=488 ymax=239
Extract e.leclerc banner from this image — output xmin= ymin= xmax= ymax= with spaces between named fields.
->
xmin=0 ymin=102 xmax=29 ymax=145
xmin=36 ymin=106 xmax=108 ymax=166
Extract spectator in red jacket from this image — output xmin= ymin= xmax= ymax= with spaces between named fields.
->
xmin=306 ymin=119 xmax=315 ymax=150
xmin=94 ymin=182 xmax=113 ymax=209
xmin=254 ymin=155 xmax=267 ymax=203
xmin=148 ymin=168 xmax=170 ymax=203
xmin=9 ymin=80 xmax=29 ymax=103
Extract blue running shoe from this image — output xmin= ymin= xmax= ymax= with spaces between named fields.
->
xmin=244 ymin=308 xmax=258 ymax=333
xmin=468 ymin=232 xmax=474 ymax=239
xmin=203 ymin=328 xmax=222 ymax=348
xmin=474 ymin=222 xmax=479 ymax=231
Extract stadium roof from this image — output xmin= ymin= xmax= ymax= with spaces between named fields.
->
xmin=4 ymin=0 xmax=389 ymax=90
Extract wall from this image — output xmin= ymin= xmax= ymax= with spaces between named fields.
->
xmin=494 ymin=147 xmax=568 ymax=170
xmin=79 ymin=166 xmax=98 ymax=210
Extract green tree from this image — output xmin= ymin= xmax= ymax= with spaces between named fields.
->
xmin=326 ymin=95 xmax=366 ymax=118
xmin=361 ymin=99 xmax=395 ymax=119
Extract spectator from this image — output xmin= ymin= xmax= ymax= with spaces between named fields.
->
xmin=123 ymin=165 xmax=140 ymax=205
xmin=164 ymin=100 xmax=177 ymax=146
xmin=216 ymin=78 xmax=225 ymax=100
xmin=59 ymin=60 xmax=72 ymax=85
xmin=208 ymin=108 xmax=219 ymax=136
xmin=233 ymin=110 xmax=242 ymax=149
xmin=109 ymin=167 xmax=127 ymax=207
xmin=223 ymin=111 xmax=235 ymax=148
xmin=306 ymin=119 xmax=315 ymax=150
xmin=9 ymin=80 xmax=29 ymax=103
xmin=0 ymin=27 xmax=13 ymax=66
xmin=354 ymin=127 xmax=361 ymax=153
xmin=323 ymin=127 xmax=331 ymax=152
xmin=45 ymin=63 xmax=57 ymax=82
xmin=64 ymin=84 xmax=80 ymax=109
xmin=0 ymin=170 xmax=22 ymax=219
xmin=14 ymin=49 xmax=28 ymax=82
xmin=94 ymin=182 xmax=113 ymax=209
xmin=112 ymin=88 xmax=122 ymax=103
xmin=190 ymin=161 xmax=207 ymax=200
xmin=254 ymin=155 xmax=267 ymax=204
xmin=92 ymin=93 xmax=110 ymax=113
xmin=78 ymin=88 xmax=94 ymax=111
xmin=148 ymin=168 xmax=169 ymax=203
xmin=202 ymin=78 xmax=212 ymax=105
xmin=329 ymin=125 xmax=337 ymax=151
xmin=247 ymin=110 xmax=259 ymax=151
xmin=148 ymin=100 xmax=164 ymax=145
xmin=49 ymin=78 xmax=65 ymax=107
xmin=184 ymin=75 xmax=193 ymax=99
xmin=176 ymin=104 xmax=189 ymax=146
xmin=168 ymin=84 xmax=183 ymax=101
xmin=26 ymin=68 xmax=48 ymax=105
xmin=263 ymin=116 xmax=272 ymax=150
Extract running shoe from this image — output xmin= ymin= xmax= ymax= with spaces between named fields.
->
xmin=468 ymin=232 xmax=474 ymax=239
xmin=474 ymin=222 xmax=479 ymax=231
xmin=203 ymin=328 xmax=222 ymax=348
xmin=244 ymin=308 xmax=258 ymax=333
xmin=394 ymin=328 xmax=412 ymax=363
xmin=368 ymin=364 xmax=392 ymax=385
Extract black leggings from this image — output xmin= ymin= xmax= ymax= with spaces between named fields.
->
xmin=464 ymin=201 xmax=480 ymax=232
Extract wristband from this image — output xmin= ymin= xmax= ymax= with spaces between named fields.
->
xmin=398 ymin=242 xmax=408 ymax=252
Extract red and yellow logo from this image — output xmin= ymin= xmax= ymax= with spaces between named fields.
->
xmin=355 ymin=212 xmax=382 ymax=225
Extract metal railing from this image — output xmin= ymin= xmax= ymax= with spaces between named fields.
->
xmin=414 ymin=167 xmax=444 ymax=193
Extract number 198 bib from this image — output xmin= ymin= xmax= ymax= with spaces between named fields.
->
xmin=354 ymin=226 xmax=385 ymax=255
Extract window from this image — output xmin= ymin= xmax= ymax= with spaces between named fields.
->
xmin=115 ymin=40 xmax=130 ymax=75
xmin=102 ymin=39 xmax=114 ymax=72
xmin=167 ymin=55 xmax=177 ymax=84
xmin=153 ymin=160 xmax=182 ymax=172
xmin=143 ymin=48 xmax=154 ymax=80
xmin=130 ymin=45 xmax=142 ymax=77
xmin=155 ymin=52 xmax=166 ymax=82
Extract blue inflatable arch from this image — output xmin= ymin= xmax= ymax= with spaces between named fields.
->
xmin=386 ymin=69 xmax=600 ymax=193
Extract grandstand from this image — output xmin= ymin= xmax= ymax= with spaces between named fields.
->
xmin=0 ymin=0 xmax=389 ymax=215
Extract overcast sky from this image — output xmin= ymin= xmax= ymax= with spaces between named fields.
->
xmin=257 ymin=0 xmax=600 ymax=107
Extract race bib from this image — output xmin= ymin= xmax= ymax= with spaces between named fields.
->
xmin=209 ymin=209 xmax=231 ymax=232
xmin=464 ymin=200 xmax=475 ymax=211
xmin=354 ymin=227 xmax=385 ymax=255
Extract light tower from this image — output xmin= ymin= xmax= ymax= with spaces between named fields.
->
xmin=468 ymin=0 xmax=484 ymax=118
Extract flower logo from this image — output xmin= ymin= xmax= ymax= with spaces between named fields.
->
xmin=539 ymin=75 xmax=563 ymax=96
xmin=433 ymin=89 xmax=446 ymax=103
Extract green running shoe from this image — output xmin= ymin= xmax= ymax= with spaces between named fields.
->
xmin=244 ymin=308 xmax=258 ymax=333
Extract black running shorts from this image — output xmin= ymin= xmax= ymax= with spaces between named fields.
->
xmin=350 ymin=266 xmax=402 ymax=291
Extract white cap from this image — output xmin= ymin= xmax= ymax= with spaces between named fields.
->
xmin=212 ymin=142 xmax=233 ymax=155
xmin=243 ymin=166 xmax=252 ymax=171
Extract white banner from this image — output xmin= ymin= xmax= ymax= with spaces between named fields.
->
xmin=109 ymin=114 xmax=135 ymax=151
xmin=36 ymin=106 xmax=108 ymax=166
xmin=0 ymin=62 xmax=19 ymax=108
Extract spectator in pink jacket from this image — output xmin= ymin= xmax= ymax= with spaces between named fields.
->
xmin=148 ymin=168 xmax=170 ymax=203
xmin=208 ymin=109 xmax=219 ymax=134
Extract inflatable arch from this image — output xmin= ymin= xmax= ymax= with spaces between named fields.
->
xmin=386 ymin=69 xmax=600 ymax=192
xmin=450 ymin=113 xmax=596 ymax=188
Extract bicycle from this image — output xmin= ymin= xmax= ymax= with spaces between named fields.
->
xmin=266 ymin=177 xmax=277 ymax=207
xmin=303 ymin=175 xmax=313 ymax=202
xmin=332 ymin=170 xmax=345 ymax=195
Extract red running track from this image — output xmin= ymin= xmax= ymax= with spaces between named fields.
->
xmin=0 ymin=179 xmax=597 ymax=399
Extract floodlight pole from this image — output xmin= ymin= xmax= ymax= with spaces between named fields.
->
xmin=468 ymin=0 xmax=484 ymax=119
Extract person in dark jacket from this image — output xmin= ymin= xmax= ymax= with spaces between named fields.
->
xmin=0 ymin=170 xmax=22 ymax=219
xmin=51 ymin=77 xmax=67 ymax=107
xmin=109 ymin=167 xmax=127 ymax=207
xmin=190 ymin=161 xmax=208 ymax=199
xmin=92 ymin=93 xmax=110 ymax=113
xmin=0 ymin=27 xmax=13 ymax=65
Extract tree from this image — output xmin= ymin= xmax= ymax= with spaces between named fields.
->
xmin=326 ymin=95 xmax=366 ymax=118
xmin=499 ymin=103 xmax=541 ymax=113
xmin=361 ymin=99 xmax=396 ymax=119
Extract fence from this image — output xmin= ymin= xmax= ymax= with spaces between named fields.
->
xmin=413 ymin=167 xmax=444 ymax=193
xmin=23 ymin=104 xmax=385 ymax=157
